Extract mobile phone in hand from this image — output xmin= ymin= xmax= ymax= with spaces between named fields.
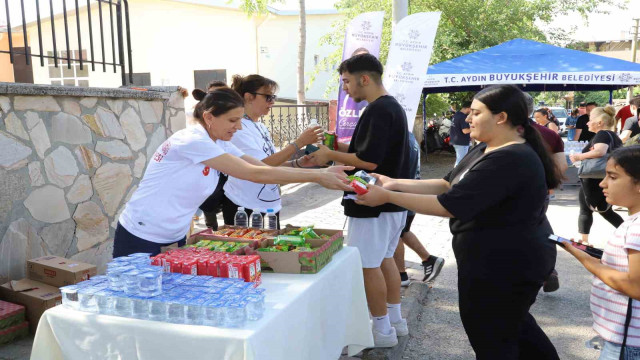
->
xmin=305 ymin=144 xmax=319 ymax=155
xmin=548 ymin=234 xmax=603 ymax=259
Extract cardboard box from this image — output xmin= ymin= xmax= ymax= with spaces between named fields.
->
xmin=27 ymin=256 xmax=97 ymax=287
xmin=187 ymin=227 xmax=271 ymax=254
xmin=0 ymin=279 xmax=61 ymax=333
xmin=245 ymin=227 xmax=344 ymax=274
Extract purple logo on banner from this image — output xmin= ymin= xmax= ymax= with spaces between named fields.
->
xmin=335 ymin=12 xmax=384 ymax=142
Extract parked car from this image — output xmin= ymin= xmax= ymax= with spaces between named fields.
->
xmin=548 ymin=107 xmax=569 ymax=136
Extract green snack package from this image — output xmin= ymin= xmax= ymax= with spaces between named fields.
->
xmin=300 ymin=227 xmax=320 ymax=240
xmin=292 ymin=247 xmax=313 ymax=252
xmin=347 ymin=175 xmax=367 ymax=185
xmin=194 ymin=240 xmax=211 ymax=248
xmin=274 ymin=235 xmax=306 ymax=246
xmin=257 ymin=247 xmax=276 ymax=252
xmin=320 ymin=234 xmax=331 ymax=240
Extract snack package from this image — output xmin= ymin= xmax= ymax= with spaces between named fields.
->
xmin=274 ymin=235 xmax=306 ymax=246
xmin=299 ymin=227 xmax=320 ymax=240
xmin=350 ymin=179 xmax=368 ymax=195
xmin=354 ymin=170 xmax=376 ymax=184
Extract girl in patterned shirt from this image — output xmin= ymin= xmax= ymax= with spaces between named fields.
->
xmin=563 ymin=146 xmax=640 ymax=360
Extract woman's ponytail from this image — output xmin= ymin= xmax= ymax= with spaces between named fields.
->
xmin=521 ymin=120 xmax=562 ymax=189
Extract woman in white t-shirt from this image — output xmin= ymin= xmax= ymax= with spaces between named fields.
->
xmin=222 ymin=74 xmax=324 ymax=228
xmin=562 ymin=146 xmax=640 ymax=360
xmin=114 ymin=88 xmax=351 ymax=257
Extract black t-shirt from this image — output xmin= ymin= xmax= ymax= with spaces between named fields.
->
xmin=342 ymin=95 xmax=410 ymax=218
xmin=623 ymin=116 xmax=640 ymax=139
xmin=437 ymin=143 xmax=556 ymax=282
xmin=576 ymin=114 xmax=595 ymax=142
xmin=449 ymin=111 xmax=471 ymax=145
xmin=582 ymin=130 xmax=622 ymax=153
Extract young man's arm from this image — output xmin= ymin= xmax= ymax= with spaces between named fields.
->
xmin=310 ymin=144 xmax=378 ymax=170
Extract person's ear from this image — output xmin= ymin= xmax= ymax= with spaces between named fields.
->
xmin=360 ymin=74 xmax=369 ymax=86
xmin=244 ymin=92 xmax=254 ymax=103
xmin=495 ymin=112 xmax=508 ymax=125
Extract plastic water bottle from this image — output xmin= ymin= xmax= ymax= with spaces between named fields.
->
xmin=148 ymin=296 xmax=168 ymax=322
xmin=309 ymin=118 xmax=319 ymax=128
xmin=167 ymin=299 xmax=186 ymax=324
xmin=114 ymin=296 xmax=133 ymax=317
xmin=225 ymin=300 xmax=248 ymax=328
xmin=78 ymin=286 xmax=99 ymax=313
xmin=250 ymin=210 xmax=263 ymax=229
xmin=204 ymin=299 xmax=226 ymax=327
xmin=95 ymin=289 xmax=115 ymax=315
xmin=265 ymin=209 xmax=277 ymax=230
xmin=131 ymin=296 xmax=149 ymax=320
xmin=60 ymin=285 xmax=80 ymax=310
xmin=244 ymin=293 xmax=265 ymax=321
xmin=234 ymin=207 xmax=248 ymax=227
xmin=185 ymin=297 xmax=206 ymax=325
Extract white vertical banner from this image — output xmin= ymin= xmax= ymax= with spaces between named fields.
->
xmin=383 ymin=12 xmax=441 ymax=133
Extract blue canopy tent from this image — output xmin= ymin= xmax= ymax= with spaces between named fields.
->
xmin=419 ymin=38 xmax=640 ymax=155
xmin=422 ymin=38 xmax=640 ymax=96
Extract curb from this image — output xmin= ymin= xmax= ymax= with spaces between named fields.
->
xmin=361 ymin=281 xmax=431 ymax=360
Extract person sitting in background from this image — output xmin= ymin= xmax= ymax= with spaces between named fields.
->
xmin=569 ymin=106 xmax=624 ymax=244
xmin=566 ymin=109 xmax=579 ymax=141
xmin=562 ymin=146 xmax=640 ymax=360
xmin=534 ymin=108 xmax=559 ymax=133
xmin=620 ymin=97 xmax=640 ymax=144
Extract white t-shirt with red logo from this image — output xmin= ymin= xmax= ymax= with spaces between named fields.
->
xmin=119 ymin=124 xmax=243 ymax=244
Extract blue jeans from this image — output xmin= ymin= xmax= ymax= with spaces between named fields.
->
xmin=600 ymin=340 xmax=640 ymax=360
xmin=453 ymin=145 xmax=469 ymax=167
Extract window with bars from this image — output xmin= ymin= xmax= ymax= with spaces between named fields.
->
xmin=48 ymin=50 xmax=89 ymax=87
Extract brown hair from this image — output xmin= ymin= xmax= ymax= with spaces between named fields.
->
xmin=590 ymin=105 xmax=616 ymax=130
xmin=230 ymin=74 xmax=278 ymax=97
xmin=192 ymin=88 xmax=244 ymax=122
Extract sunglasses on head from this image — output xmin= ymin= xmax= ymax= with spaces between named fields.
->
xmin=251 ymin=92 xmax=277 ymax=103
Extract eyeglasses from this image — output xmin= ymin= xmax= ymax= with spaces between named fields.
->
xmin=251 ymin=92 xmax=277 ymax=103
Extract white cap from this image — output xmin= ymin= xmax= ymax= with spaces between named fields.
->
xmin=238 ymin=207 xmax=245 ymax=211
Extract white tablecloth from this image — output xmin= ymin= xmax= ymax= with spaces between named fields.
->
xmin=31 ymin=247 xmax=373 ymax=360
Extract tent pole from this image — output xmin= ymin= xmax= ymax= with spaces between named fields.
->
xmin=609 ymin=90 xmax=613 ymax=105
xmin=422 ymin=92 xmax=428 ymax=160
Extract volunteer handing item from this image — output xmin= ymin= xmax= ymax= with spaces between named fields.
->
xmin=548 ymin=235 xmax=603 ymax=259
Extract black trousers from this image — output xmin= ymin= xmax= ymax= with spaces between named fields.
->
xmin=221 ymin=194 xmax=281 ymax=230
xmin=578 ymin=178 xmax=624 ymax=234
xmin=458 ymin=277 xmax=559 ymax=360
xmin=198 ymin=174 xmax=228 ymax=230
xmin=112 ymin=222 xmax=185 ymax=258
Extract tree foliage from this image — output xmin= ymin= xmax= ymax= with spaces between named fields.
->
xmin=237 ymin=0 xmax=283 ymax=15
xmin=310 ymin=0 xmax=626 ymax=112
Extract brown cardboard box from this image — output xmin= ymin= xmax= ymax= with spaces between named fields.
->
xmin=245 ymin=227 xmax=344 ymax=274
xmin=27 ymin=256 xmax=97 ymax=287
xmin=0 ymin=279 xmax=61 ymax=333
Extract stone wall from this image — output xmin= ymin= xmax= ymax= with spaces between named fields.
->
xmin=0 ymin=83 xmax=186 ymax=280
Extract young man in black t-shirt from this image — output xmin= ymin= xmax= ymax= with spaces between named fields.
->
xmin=620 ymin=97 xmax=640 ymax=143
xmin=309 ymin=54 xmax=411 ymax=348
xmin=575 ymin=102 xmax=596 ymax=142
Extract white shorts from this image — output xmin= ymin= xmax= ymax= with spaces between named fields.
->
xmin=347 ymin=211 xmax=407 ymax=268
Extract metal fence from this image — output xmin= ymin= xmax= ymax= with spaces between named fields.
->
xmin=263 ymin=104 xmax=330 ymax=148
xmin=1 ymin=0 xmax=133 ymax=85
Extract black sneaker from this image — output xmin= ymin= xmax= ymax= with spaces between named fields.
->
xmin=422 ymin=256 xmax=444 ymax=282
xmin=543 ymin=269 xmax=560 ymax=292
xmin=400 ymin=272 xmax=411 ymax=287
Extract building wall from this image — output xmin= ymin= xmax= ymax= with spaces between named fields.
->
xmin=18 ymin=1 xmax=341 ymax=103
xmin=257 ymin=13 xmax=340 ymax=101
xmin=594 ymin=49 xmax=640 ymax=62
xmin=0 ymin=83 xmax=185 ymax=280
xmin=0 ymin=33 xmax=27 ymax=82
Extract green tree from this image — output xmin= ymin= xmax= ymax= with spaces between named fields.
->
xmin=311 ymin=0 xmax=625 ymax=113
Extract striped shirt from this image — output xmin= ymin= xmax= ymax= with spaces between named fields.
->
xmin=591 ymin=212 xmax=640 ymax=346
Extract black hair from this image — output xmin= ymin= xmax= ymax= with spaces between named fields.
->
xmin=230 ymin=74 xmax=278 ymax=97
xmin=571 ymin=108 xmax=579 ymax=116
xmin=610 ymin=146 xmax=640 ymax=183
xmin=338 ymin=54 xmax=383 ymax=84
xmin=461 ymin=101 xmax=472 ymax=109
xmin=586 ymin=101 xmax=598 ymax=107
xmin=192 ymin=88 xmax=244 ymax=121
xmin=630 ymin=96 xmax=640 ymax=119
xmin=351 ymin=47 xmax=370 ymax=57
xmin=474 ymin=85 xmax=562 ymax=189
xmin=207 ymin=80 xmax=228 ymax=90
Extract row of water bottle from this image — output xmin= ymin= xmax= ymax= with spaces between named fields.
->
xmin=234 ymin=207 xmax=278 ymax=229
xmin=60 ymin=255 xmax=266 ymax=327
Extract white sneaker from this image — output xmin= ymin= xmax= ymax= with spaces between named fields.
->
xmin=400 ymin=278 xmax=412 ymax=287
xmin=372 ymin=326 xmax=398 ymax=348
xmin=391 ymin=318 xmax=409 ymax=336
